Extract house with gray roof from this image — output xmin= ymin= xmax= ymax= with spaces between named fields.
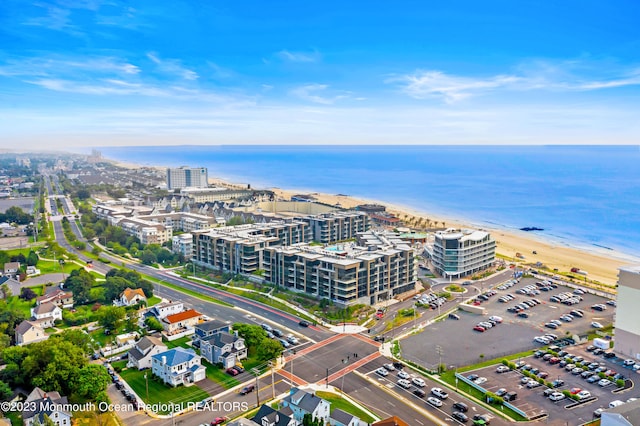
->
xmin=22 ymin=387 xmax=72 ymax=426
xmin=601 ymin=398 xmax=640 ymax=426
xmin=281 ymin=388 xmax=331 ymax=425
xmin=251 ymin=404 xmax=297 ymax=426
xmin=3 ymin=262 xmax=20 ymax=280
xmin=193 ymin=319 xmax=230 ymax=347
xmin=15 ymin=320 xmax=48 ymax=346
xmin=200 ymin=331 xmax=247 ymax=369
xmin=151 ymin=347 xmax=206 ymax=386
xmin=127 ymin=335 xmax=167 ymax=370
xmin=30 ymin=302 xmax=62 ymax=328
xmin=329 ymin=408 xmax=368 ymax=426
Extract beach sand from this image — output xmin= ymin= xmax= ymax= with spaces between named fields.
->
xmin=261 ymin=185 xmax=629 ymax=289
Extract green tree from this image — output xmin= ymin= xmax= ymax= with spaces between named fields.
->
xmin=27 ymin=250 xmax=39 ymax=267
xmin=21 ymin=340 xmax=87 ymax=395
xmin=145 ymin=316 xmax=164 ymax=332
xmin=64 ymin=268 xmax=95 ymax=305
xmin=55 ymin=329 xmax=93 ymax=355
xmin=141 ymin=250 xmax=157 ymax=265
xmin=256 ymin=338 xmax=284 ymax=361
xmin=302 ymin=413 xmax=323 ymax=426
xmin=97 ymin=306 xmax=126 ymax=330
xmin=71 ymin=364 xmax=111 ymax=400
xmin=232 ymin=323 xmax=267 ymax=349
xmin=0 ymin=380 xmax=12 ymax=400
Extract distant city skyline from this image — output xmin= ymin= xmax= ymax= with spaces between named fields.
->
xmin=1 ymin=0 xmax=639 ymax=149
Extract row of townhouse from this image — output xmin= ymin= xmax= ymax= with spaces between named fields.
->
xmin=194 ymin=225 xmax=416 ymax=307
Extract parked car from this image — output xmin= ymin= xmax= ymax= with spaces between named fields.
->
xmin=496 ymin=365 xmax=509 ymax=373
xmin=591 ymin=322 xmax=604 ymax=329
xmin=576 ymin=390 xmax=592 ymax=400
xmin=383 ymin=363 xmax=396 ymax=371
xmin=549 ymin=392 xmax=565 ymax=401
xmin=211 ymin=417 xmax=228 ymax=425
xmin=226 ymin=367 xmax=239 ymax=376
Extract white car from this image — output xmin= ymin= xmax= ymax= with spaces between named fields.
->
xmin=591 ymin=322 xmax=604 ymax=328
xmin=412 ymin=377 xmax=426 ymax=387
xmin=598 ymin=379 xmax=611 ymax=387
xmin=623 ymin=359 xmax=635 ymax=366
xmin=383 ymin=363 xmax=396 ymax=371
xmin=496 ymin=365 xmax=509 ymax=373
xmin=474 ymin=377 xmax=487 ymax=385
xmin=549 ymin=392 xmax=565 ymax=401
xmin=576 ymin=390 xmax=591 ymax=400
xmin=427 ymin=396 xmax=443 ymax=407
xmin=489 ymin=315 xmax=503 ymax=323
xmin=397 ymin=370 xmax=410 ymax=380
xmin=286 ymin=334 xmax=299 ymax=345
xmin=527 ymin=380 xmax=541 ymax=388
xmin=431 ymin=387 xmax=448 ymax=399
xmin=397 ymin=379 xmax=411 ymax=389
xmin=376 ymin=367 xmax=389 ymax=377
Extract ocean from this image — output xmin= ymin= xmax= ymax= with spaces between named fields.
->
xmin=97 ymin=145 xmax=640 ymax=260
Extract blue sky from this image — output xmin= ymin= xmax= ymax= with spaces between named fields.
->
xmin=1 ymin=0 xmax=639 ymax=149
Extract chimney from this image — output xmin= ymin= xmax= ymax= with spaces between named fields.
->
xmin=162 ymin=356 xmax=166 ymax=365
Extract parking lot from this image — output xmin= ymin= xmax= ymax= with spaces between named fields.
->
xmin=462 ymin=343 xmax=639 ymax=424
xmin=401 ymin=276 xmax=616 ymax=369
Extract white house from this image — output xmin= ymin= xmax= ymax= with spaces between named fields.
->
xmin=151 ymin=347 xmax=206 ymax=387
xmin=127 ymin=335 xmax=167 ymax=370
xmin=281 ymin=388 xmax=331 ymax=425
xmin=116 ymin=287 xmax=147 ymax=307
xmin=150 ymin=301 xmax=184 ymax=319
xmin=30 ymin=302 xmax=62 ymax=328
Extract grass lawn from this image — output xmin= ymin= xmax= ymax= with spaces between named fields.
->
xmin=147 ymin=295 xmax=161 ymax=306
xmin=315 ymin=391 xmax=377 ymax=423
xmin=119 ymin=368 xmax=209 ymax=414
xmin=146 ymin=276 xmax=234 ymax=308
xmin=164 ymin=336 xmax=192 ymax=349
xmin=202 ymin=359 xmax=240 ymax=389
xmin=35 ymin=259 xmax=78 ymax=275
xmin=6 ymin=295 xmax=35 ymax=317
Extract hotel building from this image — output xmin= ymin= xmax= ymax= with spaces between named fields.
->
xmin=431 ymin=229 xmax=496 ymax=279
xmin=166 ymin=166 xmax=208 ymax=190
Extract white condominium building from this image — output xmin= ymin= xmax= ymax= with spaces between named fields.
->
xmin=614 ymin=266 xmax=640 ymax=359
xmin=431 ymin=228 xmax=496 ymax=279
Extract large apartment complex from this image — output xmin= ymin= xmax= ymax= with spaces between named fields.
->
xmin=614 ymin=266 xmax=640 ymax=359
xmin=166 ymin=166 xmax=208 ymax=190
xmin=431 ymin=229 xmax=496 ymax=279
xmin=193 ymin=217 xmax=417 ymax=306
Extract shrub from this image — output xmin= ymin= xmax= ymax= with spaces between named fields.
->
xmin=501 ymin=359 xmax=509 ymax=366
xmin=616 ymin=379 xmax=625 ymax=388
xmin=537 ymin=378 xmax=544 ymax=384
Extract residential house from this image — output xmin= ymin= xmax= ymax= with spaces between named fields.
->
xmin=116 ymin=287 xmax=147 ymax=307
xmin=162 ymin=309 xmax=203 ymax=334
xmin=372 ymin=416 xmax=410 ymax=426
xmin=151 ymin=347 xmax=206 ymax=386
xmin=251 ymin=404 xmax=298 ymax=426
xmin=36 ymin=288 xmax=74 ymax=309
xmin=0 ymin=276 xmax=21 ymax=298
xmin=3 ymin=261 xmax=20 ymax=279
xmin=200 ymin=332 xmax=247 ymax=369
xmin=15 ymin=320 xmax=48 ymax=346
xmin=281 ymin=388 xmax=331 ymax=425
xmin=226 ymin=419 xmax=260 ymax=426
xmin=26 ymin=265 xmax=40 ymax=276
xmin=150 ymin=301 xmax=184 ymax=319
xmin=329 ymin=408 xmax=367 ymax=426
xmin=193 ymin=319 xmax=230 ymax=347
xmin=127 ymin=335 xmax=167 ymax=370
xmin=22 ymin=387 xmax=72 ymax=426
xmin=30 ymin=302 xmax=62 ymax=328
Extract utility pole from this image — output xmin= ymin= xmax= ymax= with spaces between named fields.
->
xmin=268 ymin=361 xmax=275 ymax=399
xmin=252 ymin=368 xmax=260 ymax=407
xmin=436 ymin=345 xmax=444 ymax=374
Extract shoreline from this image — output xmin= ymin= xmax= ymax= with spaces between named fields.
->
xmin=108 ymin=157 xmax=633 ymax=287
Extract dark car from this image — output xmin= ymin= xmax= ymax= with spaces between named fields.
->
xmin=604 ymin=352 xmax=616 ymax=359
xmin=232 ymin=365 xmax=245 ymax=374
xmin=453 ymin=402 xmax=469 ymax=412
xmin=504 ymin=391 xmax=518 ymax=401
xmin=298 ymin=320 xmax=310 ymax=327
xmin=239 ymin=385 xmax=255 ymax=395
xmin=452 ymin=411 xmax=468 ymax=423
xmin=413 ymin=388 xmax=426 ymax=398
xmin=393 ymin=362 xmax=404 ymax=370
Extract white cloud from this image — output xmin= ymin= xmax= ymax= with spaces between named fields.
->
xmin=0 ymin=56 xmax=140 ymax=77
xmin=276 ymin=49 xmax=320 ymax=63
xmin=392 ymin=61 xmax=640 ymax=103
xmin=290 ymin=84 xmax=349 ymax=105
xmin=146 ymin=52 xmax=198 ymax=80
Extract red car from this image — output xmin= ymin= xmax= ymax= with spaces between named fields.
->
xmin=473 ymin=326 xmax=485 ymax=332
xmin=211 ymin=417 xmax=227 ymax=425
xmin=226 ymin=367 xmax=239 ymax=376
xmin=570 ymin=387 xmax=582 ymax=395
